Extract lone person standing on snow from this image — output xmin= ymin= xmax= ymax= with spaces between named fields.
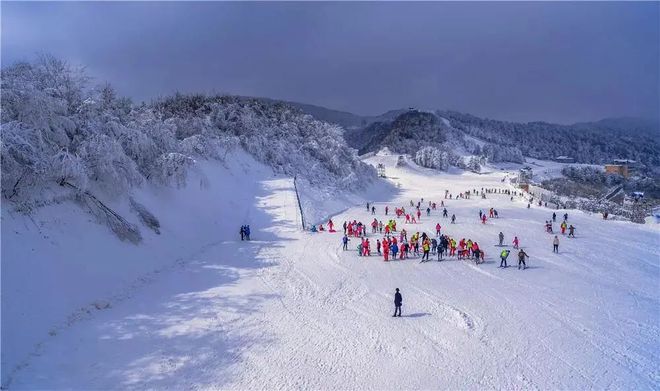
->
xmin=393 ymin=288 xmax=402 ymax=317
xmin=553 ymin=235 xmax=560 ymax=253
xmin=498 ymin=231 xmax=504 ymax=246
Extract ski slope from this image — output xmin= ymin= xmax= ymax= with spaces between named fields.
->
xmin=5 ymin=153 xmax=660 ymax=389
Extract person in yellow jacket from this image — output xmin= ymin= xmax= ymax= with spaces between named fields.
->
xmin=421 ymin=238 xmax=431 ymax=262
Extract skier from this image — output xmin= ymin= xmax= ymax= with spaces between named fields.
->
xmin=416 ymin=209 xmax=421 ymax=221
xmin=426 ymin=207 xmax=431 ymax=216
xmin=568 ymin=225 xmax=576 ymax=238
xmin=328 ymin=219 xmax=335 ymax=232
xmin=553 ymin=235 xmax=559 ymax=253
xmin=560 ymin=221 xmax=567 ymax=234
xmin=379 ymin=220 xmax=384 ymax=234
xmin=342 ymin=234 xmax=349 ymax=250
xmin=244 ymin=225 xmax=251 ymax=240
xmin=473 ymin=248 xmax=482 ymax=264
xmin=443 ymin=208 xmax=448 ymax=218
xmin=564 ymin=213 xmax=568 ymax=221
xmin=498 ymin=231 xmax=504 ymax=246
xmin=372 ymin=206 xmax=376 ymax=215
xmin=240 ymin=225 xmax=245 ymax=241
xmin=383 ymin=240 xmax=390 ymax=261
xmin=393 ymin=288 xmax=402 ymax=317
xmin=385 ymin=206 xmax=389 ymax=215
xmin=513 ymin=236 xmax=519 ymax=249
xmin=343 ymin=221 xmax=348 ymax=234
xmin=479 ymin=210 xmax=483 ymax=219
xmin=376 ymin=239 xmax=381 ymax=255
xmin=391 ymin=242 xmax=399 ymax=259
xmin=552 ymin=212 xmax=556 ymax=222
xmin=421 ymin=239 xmax=431 ymax=262
xmin=451 ymin=214 xmax=456 ymax=224
xmin=449 ymin=238 xmax=457 ymax=256
xmin=437 ymin=238 xmax=445 ymax=261
xmin=494 ymin=209 xmax=499 ymax=218
xmin=366 ymin=202 xmax=370 ymax=211
xmin=517 ymin=249 xmax=529 ymax=270
xmin=435 ymin=223 xmax=441 ymax=236
xmin=499 ymin=249 xmax=510 ymax=268
xmin=481 ymin=214 xmax=487 ymax=224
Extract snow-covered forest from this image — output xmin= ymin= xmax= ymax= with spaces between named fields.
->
xmin=439 ymin=110 xmax=660 ymax=167
xmin=345 ymin=110 xmax=526 ymax=170
xmin=1 ymin=56 xmax=375 ymax=209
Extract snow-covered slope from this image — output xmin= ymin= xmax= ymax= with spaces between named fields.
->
xmin=3 ymin=151 xmax=659 ymax=389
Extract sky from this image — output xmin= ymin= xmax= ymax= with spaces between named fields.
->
xmin=2 ymin=2 xmax=659 ymax=124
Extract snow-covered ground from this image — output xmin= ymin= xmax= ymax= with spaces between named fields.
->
xmin=3 ymin=151 xmax=659 ymax=389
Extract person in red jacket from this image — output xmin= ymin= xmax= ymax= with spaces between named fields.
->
xmin=416 ymin=209 xmax=421 ymax=221
xmin=328 ymin=219 xmax=335 ymax=232
xmin=405 ymin=214 xmax=411 ymax=223
xmin=435 ymin=223 xmax=441 ymax=236
xmin=481 ymin=214 xmax=487 ymax=224
xmin=383 ymin=240 xmax=390 ymax=261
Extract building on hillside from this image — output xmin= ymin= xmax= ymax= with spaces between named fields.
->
xmin=554 ymin=156 xmax=575 ymax=164
xmin=605 ymin=159 xmax=637 ymax=178
xmin=518 ymin=166 xmax=533 ymax=187
xmin=624 ymin=191 xmax=644 ymax=205
xmin=377 ymin=163 xmax=386 ymax=178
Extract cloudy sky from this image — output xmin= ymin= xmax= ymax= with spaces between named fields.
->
xmin=2 ymin=2 xmax=658 ymax=123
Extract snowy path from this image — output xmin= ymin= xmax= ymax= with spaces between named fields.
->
xmin=9 ymin=158 xmax=660 ymax=389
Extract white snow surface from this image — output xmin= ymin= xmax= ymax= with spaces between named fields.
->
xmin=2 ymin=151 xmax=659 ymax=389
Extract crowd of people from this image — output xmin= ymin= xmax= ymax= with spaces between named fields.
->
xmin=298 ymin=183 xmax=584 ymax=273
xmin=335 ymin=195 xmax=529 ymax=268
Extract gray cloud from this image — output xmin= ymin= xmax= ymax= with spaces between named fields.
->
xmin=2 ymin=1 xmax=658 ymax=123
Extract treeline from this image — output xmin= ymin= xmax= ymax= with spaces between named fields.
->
xmin=439 ymin=111 xmax=660 ymax=167
xmin=1 ymin=55 xmax=375 ymax=206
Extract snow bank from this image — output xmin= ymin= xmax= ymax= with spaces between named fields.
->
xmin=1 ymin=151 xmax=279 ymax=381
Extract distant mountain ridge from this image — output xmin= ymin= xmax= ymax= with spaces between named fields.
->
xmin=281 ymin=101 xmax=658 ymax=167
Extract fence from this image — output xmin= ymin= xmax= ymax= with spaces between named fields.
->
xmin=293 ymin=176 xmax=306 ymax=230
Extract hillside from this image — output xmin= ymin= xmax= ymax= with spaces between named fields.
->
xmin=6 ymin=151 xmax=658 ymax=389
xmin=438 ymin=111 xmax=660 ymax=167
xmin=290 ymin=102 xmax=660 ymax=168
xmin=0 ymin=57 xmax=377 ymax=211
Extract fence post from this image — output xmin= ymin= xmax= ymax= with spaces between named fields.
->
xmin=293 ymin=176 xmax=305 ymax=230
